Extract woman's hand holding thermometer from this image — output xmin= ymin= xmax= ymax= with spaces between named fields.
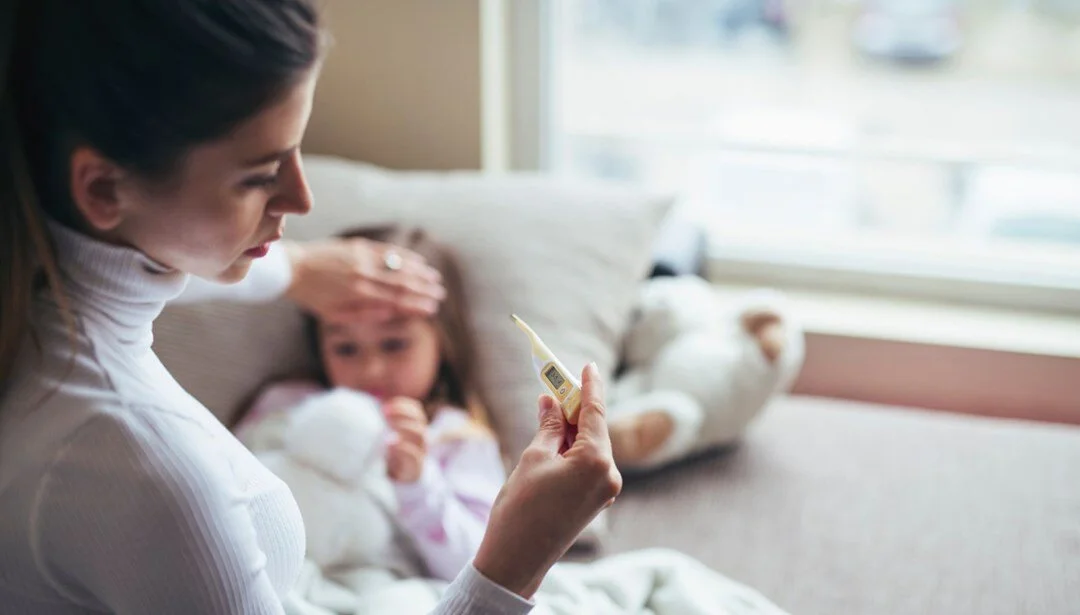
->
xmin=511 ymin=314 xmax=582 ymax=425
xmin=473 ymin=361 xmax=622 ymax=599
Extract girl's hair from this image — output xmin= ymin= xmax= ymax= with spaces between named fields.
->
xmin=0 ymin=0 xmax=324 ymax=388
xmin=306 ymin=226 xmax=495 ymax=435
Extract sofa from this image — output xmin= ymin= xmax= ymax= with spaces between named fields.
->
xmin=154 ymin=155 xmax=1080 ymax=615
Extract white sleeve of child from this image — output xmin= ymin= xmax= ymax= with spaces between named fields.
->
xmin=392 ymin=434 xmax=506 ymax=583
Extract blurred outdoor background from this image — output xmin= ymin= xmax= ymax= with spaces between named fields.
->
xmin=550 ymin=0 xmax=1080 ymax=297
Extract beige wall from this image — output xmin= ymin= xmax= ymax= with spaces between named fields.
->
xmin=304 ymin=0 xmax=484 ymax=170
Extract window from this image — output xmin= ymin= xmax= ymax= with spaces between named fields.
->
xmin=519 ymin=0 xmax=1080 ymax=311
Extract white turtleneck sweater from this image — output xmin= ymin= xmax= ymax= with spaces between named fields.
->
xmin=0 ymin=223 xmax=531 ymax=615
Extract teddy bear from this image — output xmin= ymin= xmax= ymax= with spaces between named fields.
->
xmin=607 ymin=275 xmax=805 ymax=471
xmin=243 ymin=388 xmax=424 ymax=577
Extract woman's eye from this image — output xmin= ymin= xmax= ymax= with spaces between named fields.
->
xmin=241 ymin=172 xmax=280 ymax=189
xmin=381 ymin=338 xmax=409 ymax=354
xmin=332 ymin=343 xmax=359 ymax=358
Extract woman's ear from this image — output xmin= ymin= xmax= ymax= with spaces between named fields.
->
xmin=68 ymin=146 xmax=128 ymax=232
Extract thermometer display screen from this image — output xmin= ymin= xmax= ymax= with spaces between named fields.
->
xmin=544 ymin=365 xmax=566 ymax=390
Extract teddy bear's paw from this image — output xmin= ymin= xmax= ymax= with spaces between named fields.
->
xmin=740 ymin=309 xmax=786 ymax=364
xmin=608 ymin=390 xmax=704 ymax=471
xmin=611 ymin=410 xmax=676 ymax=466
xmin=284 ymin=388 xmax=388 ymax=485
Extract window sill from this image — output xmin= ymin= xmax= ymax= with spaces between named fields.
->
xmin=709 ymin=282 xmax=1080 ymax=360
xmin=709 ymin=282 xmax=1080 ymax=424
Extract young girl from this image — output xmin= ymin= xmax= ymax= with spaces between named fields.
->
xmin=234 ymin=225 xmax=504 ymax=584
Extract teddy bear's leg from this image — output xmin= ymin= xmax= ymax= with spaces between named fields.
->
xmin=741 ymin=309 xmax=786 ymax=364
xmin=677 ymin=290 xmax=805 ymax=457
xmin=736 ymin=291 xmax=805 ymax=394
xmin=608 ymin=390 xmax=705 ymax=472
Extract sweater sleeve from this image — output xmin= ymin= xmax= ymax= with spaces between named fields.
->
xmin=430 ymin=564 xmax=534 ymax=614
xmin=393 ymin=429 xmax=507 ymax=583
xmin=31 ymin=412 xmax=291 ymax=615
xmin=173 ymin=241 xmax=293 ymax=305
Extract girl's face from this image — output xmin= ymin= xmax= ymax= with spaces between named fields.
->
xmin=319 ymin=316 xmax=443 ymax=402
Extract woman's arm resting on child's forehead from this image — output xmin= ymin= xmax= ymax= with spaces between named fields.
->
xmin=282 ymin=237 xmax=446 ymax=321
xmin=170 ymin=238 xmax=446 ymax=320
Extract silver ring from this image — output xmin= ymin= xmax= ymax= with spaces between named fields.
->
xmin=383 ymin=250 xmax=403 ymax=272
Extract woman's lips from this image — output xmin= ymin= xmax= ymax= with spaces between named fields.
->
xmin=244 ymin=227 xmax=285 ymax=259
xmin=244 ymin=242 xmax=271 ymax=258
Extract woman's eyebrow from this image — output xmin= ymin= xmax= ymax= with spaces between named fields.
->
xmin=242 ymin=145 xmax=297 ymax=168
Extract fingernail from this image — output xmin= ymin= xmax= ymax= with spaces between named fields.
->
xmin=588 ymin=362 xmax=604 ymax=395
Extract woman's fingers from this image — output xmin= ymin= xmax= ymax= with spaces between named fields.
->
xmin=574 ymin=363 xmax=613 ymax=457
xmin=362 ymin=241 xmax=439 ymax=280
xmin=348 ymin=240 xmax=446 ymax=298
xmin=530 ymin=394 xmax=567 ymax=454
xmin=562 ymin=424 xmax=578 ymax=455
xmin=285 ymin=237 xmax=446 ymax=323
xmin=384 ymin=246 xmax=444 ymax=287
xmin=397 ymin=292 xmax=443 ymax=317
xmin=332 ymin=238 xmax=447 ymax=320
xmin=329 ymin=304 xmax=395 ymax=323
xmin=350 ymin=277 xmax=443 ymax=311
xmin=472 ymin=375 xmax=622 ymax=599
xmin=566 ymin=364 xmax=621 ymax=504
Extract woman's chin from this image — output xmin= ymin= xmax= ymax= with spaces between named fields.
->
xmin=213 ymin=259 xmax=254 ymax=284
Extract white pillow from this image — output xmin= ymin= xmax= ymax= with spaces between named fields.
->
xmin=155 ymin=155 xmax=674 ymax=458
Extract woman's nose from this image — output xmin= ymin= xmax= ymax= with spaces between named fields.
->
xmin=267 ymin=151 xmax=313 ymax=217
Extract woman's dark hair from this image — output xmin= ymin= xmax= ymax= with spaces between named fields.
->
xmin=0 ymin=0 xmax=324 ymax=385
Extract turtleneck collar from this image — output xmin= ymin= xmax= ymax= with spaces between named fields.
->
xmin=45 ymin=219 xmax=189 ymax=345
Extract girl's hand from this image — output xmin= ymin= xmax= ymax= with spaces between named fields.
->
xmin=472 ymin=363 xmax=622 ymax=599
xmin=383 ymin=397 xmax=429 ymax=483
xmin=283 ymin=238 xmax=446 ymax=323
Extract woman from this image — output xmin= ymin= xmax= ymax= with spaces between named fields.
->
xmin=0 ymin=2 xmax=620 ymax=614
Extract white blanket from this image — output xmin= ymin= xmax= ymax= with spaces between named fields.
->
xmin=283 ymin=549 xmax=790 ymax=615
